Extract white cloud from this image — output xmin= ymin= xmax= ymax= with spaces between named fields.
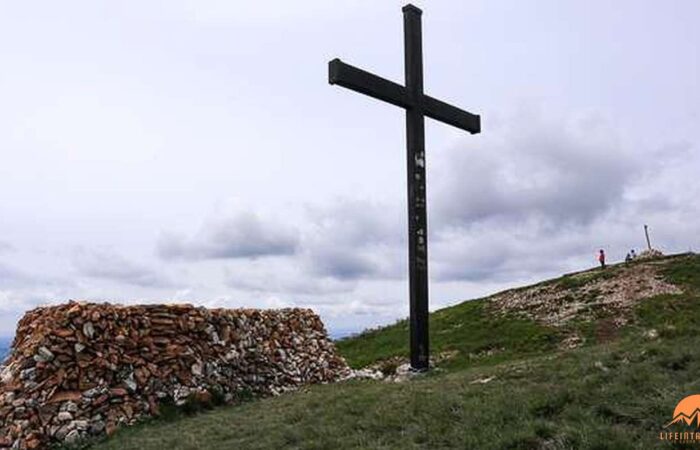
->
xmin=158 ymin=211 xmax=299 ymax=260
xmin=433 ymin=109 xmax=637 ymax=228
xmin=0 ymin=263 xmax=30 ymax=288
xmin=429 ymin=109 xmax=700 ymax=282
xmin=225 ymin=259 xmax=356 ymax=295
xmin=301 ymin=198 xmax=405 ymax=280
xmin=72 ymin=248 xmax=175 ymax=288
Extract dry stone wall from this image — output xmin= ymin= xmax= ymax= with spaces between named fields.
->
xmin=0 ymin=301 xmax=350 ymax=448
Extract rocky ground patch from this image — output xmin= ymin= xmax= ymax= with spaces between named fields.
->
xmin=488 ymin=258 xmax=681 ymax=328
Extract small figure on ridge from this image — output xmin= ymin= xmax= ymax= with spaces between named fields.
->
xmin=598 ymin=249 xmax=606 ymax=269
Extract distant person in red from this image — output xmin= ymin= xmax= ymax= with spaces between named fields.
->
xmin=598 ymin=249 xmax=606 ymax=269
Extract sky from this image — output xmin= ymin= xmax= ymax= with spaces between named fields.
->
xmin=0 ymin=1 xmax=699 ymax=337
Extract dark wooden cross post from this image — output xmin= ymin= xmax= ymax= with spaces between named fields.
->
xmin=644 ymin=224 xmax=652 ymax=250
xmin=329 ymin=4 xmax=481 ymax=371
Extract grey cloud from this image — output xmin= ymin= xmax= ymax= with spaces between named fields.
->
xmin=298 ymin=112 xmax=645 ymax=284
xmin=0 ymin=259 xmax=74 ymax=291
xmin=0 ymin=262 xmax=30 ymax=288
xmin=305 ymin=199 xmax=401 ymax=247
xmin=432 ymin=112 xmax=637 ymax=228
xmin=629 ymin=194 xmax=675 ymax=213
xmin=0 ymin=289 xmax=65 ymax=319
xmin=427 ymin=110 xmax=700 ymax=283
xmin=225 ymin=263 xmax=356 ymax=296
xmin=0 ymin=242 xmax=14 ymax=253
xmin=158 ymin=212 xmax=298 ymax=260
xmin=307 ymin=248 xmax=378 ymax=280
xmin=302 ymin=199 xmax=405 ymax=281
xmin=650 ymin=141 xmax=694 ymax=165
xmin=431 ymin=222 xmax=591 ymax=283
xmin=431 ymin=186 xmax=700 ymax=284
xmin=73 ymin=248 xmax=174 ymax=288
xmin=231 ymin=277 xmax=355 ymax=296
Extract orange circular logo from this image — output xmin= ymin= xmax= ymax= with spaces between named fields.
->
xmin=667 ymin=395 xmax=700 ymax=427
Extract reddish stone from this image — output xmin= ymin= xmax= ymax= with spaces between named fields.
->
xmin=48 ymin=390 xmax=81 ymax=403
xmin=25 ymin=436 xmax=41 ymax=449
xmin=109 ymin=388 xmax=128 ymax=397
xmin=66 ymin=303 xmax=82 ymax=316
xmin=148 ymin=396 xmax=159 ymax=415
xmin=105 ymin=421 xmax=117 ymax=436
xmin=134 ymin=367 xmax=150 ymax=386
xmin=93 ymin=394 xmax=109 ymax=406
xmin=193 ymin=390 xmax=212 ymax=404
xmin=52 ymin=328 xmax=74 ymax=338
xmin=121 ymin=403 xmax=134 ymax=419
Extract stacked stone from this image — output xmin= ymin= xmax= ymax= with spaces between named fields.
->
xmin=0 ymin=301 xmax=349 ymax=448
xmin=637 ymin=249 xmax=664 ymax=260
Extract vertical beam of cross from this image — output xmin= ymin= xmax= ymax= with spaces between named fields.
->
xmin=644 ymin=224 xmax=652 ymax=250
xmin=403 ymin=5 xmax=429 ymax=371
xmin=328 ymin=4 xmax=481 ymax=371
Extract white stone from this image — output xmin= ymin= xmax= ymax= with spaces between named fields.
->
xmin=57 ymin=411 xmax=73 ymax=422
xmin=82 ymin=321 xmax=95 ymax=339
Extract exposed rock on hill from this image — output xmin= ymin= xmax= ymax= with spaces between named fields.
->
xmin=0 ymin=302 xmax=349 ymax=448
xmin=488 ymin=258 xmax=681 ymax=328
xmin=637 ymin=248 xmax=665 ymax=260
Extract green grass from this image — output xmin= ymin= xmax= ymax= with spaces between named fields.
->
xmin=84 ymin=254 xmax=700 ymax=450
xmin=336 ymin=300 xmax=560 ymax=370
xmin=631 ymin=254 xmax=700 ymax=339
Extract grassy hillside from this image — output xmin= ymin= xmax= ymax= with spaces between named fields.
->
xmin=84 ymin=254 xmax=700 ymax=449
xmin=335 ymin=289 xmax=560 ymax=371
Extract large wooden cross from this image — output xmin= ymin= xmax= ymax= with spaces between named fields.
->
xmin=329 ymin=4 xmax=481 ymax=371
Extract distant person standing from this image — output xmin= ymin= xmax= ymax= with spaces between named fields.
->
xmin=630 ymin=249 xmax=637 ymax=259
xmin=625 ymin=252 xmax=632 ymax=264
xmin=598 ymin=249 xmax=606 ymax=269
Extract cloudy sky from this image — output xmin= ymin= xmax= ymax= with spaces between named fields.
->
xmin=1 ymin=1 xmax=698 ymax=337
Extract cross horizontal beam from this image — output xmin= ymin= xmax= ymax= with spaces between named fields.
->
xmin=422 ymin=95 xmax=480 ymax=134
xmin=329 ymin=58 xmax=410 ymax=109
xmin=328 ymin=58 xmax=480 ymax=134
